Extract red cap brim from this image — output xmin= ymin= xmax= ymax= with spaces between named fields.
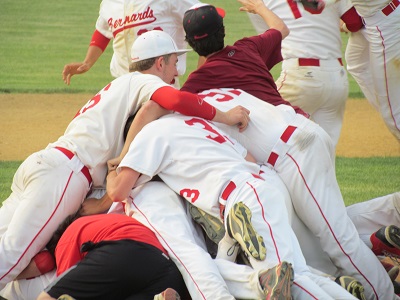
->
xmin=216 ymin=7 xmax=226 ymax=18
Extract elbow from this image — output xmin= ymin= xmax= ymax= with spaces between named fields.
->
xmin=141 ymin=100 xmax=170 ymax=119
xmin=106 ymin=184 xmax=126 ymax=203
xmin=281 ymin=26 xmax=290 ymax=39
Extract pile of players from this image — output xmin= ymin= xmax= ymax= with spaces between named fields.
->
xmin=1 ymin=0 xmax=399 ymax=299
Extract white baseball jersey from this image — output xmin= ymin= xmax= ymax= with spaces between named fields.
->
xmin=49 ymin=71 xmax=168 ymax=187
xmin=96 ymin=0 xmax=199 ymax=78
xmin=248 ymin=0 xmax=353 ymax=60
xmin=195 ymin=88 xmax=395 ymax=299
xmin=248 ymin=0 xmax=353 ymax=147
xmin=346 ymin=0 xmax=400 ymax=141
xmin=350 ymin=0 xmax=392 ymax=17
xmin=120 ymin=113 xmax=253 ymax=219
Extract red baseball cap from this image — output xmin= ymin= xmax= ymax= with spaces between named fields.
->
xmin=183 ymin=3 xmax=226 ymax=40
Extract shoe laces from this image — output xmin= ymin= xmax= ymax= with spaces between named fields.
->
xmin=227 ymin=242 xmax=240 ymax=257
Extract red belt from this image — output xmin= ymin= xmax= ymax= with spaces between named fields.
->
xmin=219 ymin=174 xmax=263 ymax=219
xmin=267 ymin=126 xmax=297 ymax=167
xmin=55 ymin=147 xmax=92 ymax=185
xmin=298 ymin=58 xmax=343 ymax=67
xmin=382 ymin=0 xmax=399 ymax=16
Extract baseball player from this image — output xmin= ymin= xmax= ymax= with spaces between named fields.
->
xmin=345 ymin=29 xmax=378 ymax=109
xmin=106 ymin=110 xmax=366 ymax=299
xmin=36 ymin=213 xmax=186 ymax=300
xmin=247 ymin=0 xmax=363 ymax=148
xmin=62 ymin=0 xmax=202 ymax=87
xmin=0 ymin=30 xmax=249 ymax=291
xmin=344 ymin=0 xmax=400 ymax=141
xmin=194 ymin=88 xmax=396 ymax=299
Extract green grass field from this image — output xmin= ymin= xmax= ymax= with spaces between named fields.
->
xmin=0 ymin=0 xmax=365 ymax=96
xmin=0 ymin=0 xmax=399 ymax=206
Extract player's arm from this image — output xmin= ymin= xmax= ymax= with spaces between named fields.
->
xmin=15 ymin=251 xmax=55 ymax=280
xmin=108 ymin=101 xmax=170 ymax=171
xmin=340 ymin=7 xmax=363 ymax=33
xmin=107 ymin=167 xmax=141 ymax=202
xmin=108 ymin=87 xmax=250 ymax=170
xmin=62 ymin=30 xmax=110 ymax=85
xmin=80 ymin=192 xmax=114 ymax=216
xmin=237 ymin=0 xmax=289 ymax=39
xmin=151 ymin=86 xmax=250 ymax=129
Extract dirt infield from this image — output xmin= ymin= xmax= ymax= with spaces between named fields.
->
xmin=0 ymin=94 xmax=399 ymax=161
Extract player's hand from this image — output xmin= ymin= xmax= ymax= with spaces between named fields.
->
xmin=225 ymin=105 xmax=250 ymax=132
xmin=107 ymin=157 xmax=121 ymax=174
xmin=80 ymin=197 xmax=109 ymax=215
xmin=62 ymin=62 xmax=91 ymax=85
xmin=237 ymin=0 xmax=265 ymax=14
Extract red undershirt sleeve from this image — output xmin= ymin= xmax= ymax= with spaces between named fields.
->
xmin=89 ymin=30 xmax=111 ymax=52
xmin=341 ymin=7 xmax=364 ymax=32
xmin=151 ymin=86 xmax=216 ymax=120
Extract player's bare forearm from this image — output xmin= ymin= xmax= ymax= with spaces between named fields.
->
xmin=237 ymin=0 xmax=289 ymax=39
xmin=115 ymin=101 xmax=170 ymax=168
xmin=107 ymin=168 xmax=140 ymax=202
xmin=16 ymin=260 xmax=44 ymax=280
xmin=212 ymin=106 xmax=250 ymax=132
xmin=16 ymin=251 xmax=55 ymax=280
xmin=62 ymin=46 xmax=103 ymax=85
xmin=80 ymin=195 xmax=112 ymax=215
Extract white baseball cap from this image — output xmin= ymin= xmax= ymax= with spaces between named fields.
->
xmin=131 ymin=30 xmax=191 ymax=63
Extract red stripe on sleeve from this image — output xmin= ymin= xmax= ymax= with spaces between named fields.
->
xmin=89 ymin=30 xmax=111 ymax=52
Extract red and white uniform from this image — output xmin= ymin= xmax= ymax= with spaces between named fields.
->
xmin=119 ymin=113 xmax=357 ymax=299
xmin=195 ymin=88 xmax=395 ymax=300
xmin=346 ymin=0 xmax=400 ymax=141
xmin=248 ymin=0 xmax=362 ymax=148
xmin=347 ymin=192 xmax=400 ymax=247
xmin=95 ymin=0 xmax=199 ymax=78
xmin=0 ymin=72 xmax=172 ymax=290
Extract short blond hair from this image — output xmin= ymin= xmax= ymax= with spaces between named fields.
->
xmin=129 ymin=54 xmax=173 ymax=72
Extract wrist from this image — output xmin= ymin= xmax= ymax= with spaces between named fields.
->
xmin=108 ymin=169 xmax=117 ymax=175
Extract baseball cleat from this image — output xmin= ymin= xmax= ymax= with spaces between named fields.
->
xmin=226 ymin=202 xmax=266 ymax=261
xmin=153 ymin=288 xmax=181 ymax=300
xmin=259 ymin=261 xmax=294 ymax=300
xmin=189 ymin=204 xmax=225 ymax=244
xmin=371 ymin=225 xmax=400 ymax=257
xmin=335 ymin=276 xmax=366 ymax=300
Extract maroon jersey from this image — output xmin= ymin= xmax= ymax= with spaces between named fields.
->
xmin=182 ymin=29 xmax=306 ymax=115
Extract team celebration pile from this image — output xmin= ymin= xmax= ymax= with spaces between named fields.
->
xmin=1 ymin=0 xmax=399 ymax=299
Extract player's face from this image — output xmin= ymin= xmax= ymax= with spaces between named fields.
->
xmin=162 ymin=53 xmax=179 ymax=85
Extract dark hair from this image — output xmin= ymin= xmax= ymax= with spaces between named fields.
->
xmin=186 ymin=26 xmax=225 ymax=57
xmin=46 ymin=210 xmax=82 ymax=258
xmin=123 ymin=106 xmax=143 ymax=142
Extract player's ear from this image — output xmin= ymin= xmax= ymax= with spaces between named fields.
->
xmin=155 ymin=56 xmax=164 ymax=70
